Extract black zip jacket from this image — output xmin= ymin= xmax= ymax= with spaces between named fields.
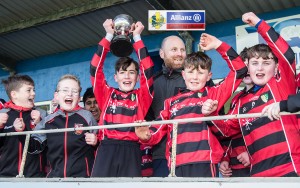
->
xmin=31 ymin=106 xmax=97 ymax=178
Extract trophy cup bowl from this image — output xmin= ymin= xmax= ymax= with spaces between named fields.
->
xmin=110 ymin=14 xmax=134 ymax=57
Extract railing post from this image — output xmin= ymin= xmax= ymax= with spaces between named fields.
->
xmin=16 ymin=134 xmax=30 ymax=178
xmin=168 ymin=122 xmax=178 ymax=177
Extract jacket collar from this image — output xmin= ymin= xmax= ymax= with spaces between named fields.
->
xmin=162 ymin=64 xmax=183 ymax=76
xmin=59 ymin=105 xmax=82 ymax=113
xmin=4 ymin=101 xmax=32 ymax=111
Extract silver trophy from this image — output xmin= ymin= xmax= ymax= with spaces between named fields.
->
xmin=110 ymin=14 xmax=134 ymax=57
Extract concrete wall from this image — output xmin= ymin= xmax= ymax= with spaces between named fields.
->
xmin=0 ymin=177 xmax=300 ymax=188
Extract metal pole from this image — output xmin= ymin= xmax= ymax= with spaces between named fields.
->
xmin=16 ymin=134 xmax=30 ymax=178
xmin=169 ymin=122 xmax=178 ymax=177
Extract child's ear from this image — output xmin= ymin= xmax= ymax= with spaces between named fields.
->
xmin=114 ymin=74 xmax=118 ymax=82
xmin=136 ymin=74 xmax=140 ymax=82
xmin=54 ymin=91 xmax=59 ymax=102
xmin=181 ymin=70 xmax=186 ymax=80
xmin=10 ymin=90 xmax=17 ymax=100
xmin=206 ymin=72 xmax=212 ymax=81
xmin=275 ymin=63 xmax=279 ymax=75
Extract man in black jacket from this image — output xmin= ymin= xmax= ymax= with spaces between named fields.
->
xmin=146 ymin=35 xmax=187 ymax=177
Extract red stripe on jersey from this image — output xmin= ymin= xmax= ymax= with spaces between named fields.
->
xmin=252 ymin=162 xmax=295 ymax=177
xmin=177 ymin=130 xmax=208 ymax=144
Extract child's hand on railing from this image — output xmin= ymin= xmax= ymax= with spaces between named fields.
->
xmin=0 ymin=113 xmax=8 ymax=128
xmin=85 ymin=133 xmax=98 ymax=146
xmin=13 ymin=118 xmax=25 ymax=132
xmin=135 ymin=120 xmax=151 ymax=141
xmin=202 ymin=99 xmax=218 ymax=116
xmin=31 ymin=110 xmax=41 ymax=125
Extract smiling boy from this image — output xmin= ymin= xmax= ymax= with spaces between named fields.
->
xmin=135 ymin=33 xmax=247 ymax=177
xmin=29 ymin=74 xmax=98 ymax=178
xmin=203 ymin=12 xmax=300 ymax=177
xmin=90 ymin=20 xmax=154 ymax=177
xmin=0 ymin=75 xmax=45 ymax=177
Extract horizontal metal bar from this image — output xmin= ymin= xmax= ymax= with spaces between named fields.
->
xmin=0 ymin=111 xmax=299 ymax=137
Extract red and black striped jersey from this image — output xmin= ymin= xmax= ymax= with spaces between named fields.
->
xmin=90 ymin=38 xmax=154 ymax=141
xmin=220 ymin=90 xmax=250 ymax=170
xmin=213 ymin=20 xmax=300 ymax=177
xmin=142 ymin=42 xmax=247 ymax=168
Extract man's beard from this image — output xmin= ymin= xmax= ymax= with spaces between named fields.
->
xmin=164 ymin=57 xmax=183 ymax=70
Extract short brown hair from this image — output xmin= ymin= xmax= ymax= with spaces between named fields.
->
xmin=56 ymin=74 xmax=82 ymax=93
xmin=2 ymin=74 xmax=34 ymax=99
xmin=115 ymin=57 xmax=139 ymax=74
xmin=184 ymin=51 xmax=212 ymax=72
xmin=247 ymin=44 xmax=278 ymax=63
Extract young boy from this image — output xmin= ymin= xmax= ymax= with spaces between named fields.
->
xmin=30 ymin=74 xmax=98 ymax=178
xmin=218 ymin=48 xmax=252 ymax=177
xmin=83 ymin=87 xmax=100 ymax=122
xmin=90 ymin=19 xmax=154 ymax=177
xmin=0 ymin=75 xmax=45 ymax=177
xmin=135 ymin=33 xmax=247 ymax=177
xmin=203 ymin=12 xmax=300 ymax=177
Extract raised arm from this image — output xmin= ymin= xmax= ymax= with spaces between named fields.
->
xmin=200 ymin=33 xmax=247 ymax=113
xmin=242 ymin=12 xmax=296 ymax=93
xmin=132 ymin=21 xmax=154 ymax=118
xmin=90 ymin=19 xmax=114 ymax=110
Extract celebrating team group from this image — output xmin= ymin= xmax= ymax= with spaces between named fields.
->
xmin=0 ymin=12 xmax=299 ymax=178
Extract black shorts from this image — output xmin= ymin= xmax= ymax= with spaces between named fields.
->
xmin=91 ymin=139 xmax=141 ymax=177
xmin=176 ymin=163 xmax=219 ymax=177
xmin=231 ymin=167 xmax=250 ymax=177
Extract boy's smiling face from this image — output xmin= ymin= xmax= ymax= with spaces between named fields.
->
xmin=248 ymin=54 xmax=277 ymax=86
xmin=11 ymin=83 xmax=35 ymax=109
xmin=182 ymin=65 xmax=212 ymax=91
xmin=55 ymin=79 xmax=80 ymax=111
xmin=114 ymin=63 xmax=139 ymax=92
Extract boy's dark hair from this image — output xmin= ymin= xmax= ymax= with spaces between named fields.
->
xmin=1 ymin=74 xmax=34 ymax=99
xmin=247 ymin=44 xmax=278 ymax=63
xmin=239 ymin=47 xmax=248 ymax=62
xmin=184 ymin=51 xmax=212 ymax=72
xmin=115 ymin=57 xmax=139 ymax=74
xmin=83 ymin=87 xmax=95 ymax=105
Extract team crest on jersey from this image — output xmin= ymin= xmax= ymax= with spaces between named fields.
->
xmin=260 ymin=93 xmax=268 ymax=103
xmin=74 ymin=123 xmax=83 ymax=135
xmin=197 ymin=92 xmax=202 ymax=98
xmin=131 ymin=94 xmax=136 ymax=101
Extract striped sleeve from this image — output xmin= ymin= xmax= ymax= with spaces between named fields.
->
xmin=258 ymin=20 xmax=296 ymax=95
xmin=90 ymin=38 xmax=112 ymax=111
xmin=133 ymin=40 xmax=154 ymax=119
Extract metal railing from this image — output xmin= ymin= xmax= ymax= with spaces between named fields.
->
xmin=0 ymin=111 xmax=299 ymax=178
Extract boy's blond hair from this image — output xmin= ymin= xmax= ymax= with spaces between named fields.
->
xmin=1 ymin=74 xmax=34 ymax=100
xmin=56 ymin=74 xmax=82 ymax=93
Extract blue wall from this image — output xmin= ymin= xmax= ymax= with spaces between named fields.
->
xmin=1 ymin=7 xmax=300 ymax=102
